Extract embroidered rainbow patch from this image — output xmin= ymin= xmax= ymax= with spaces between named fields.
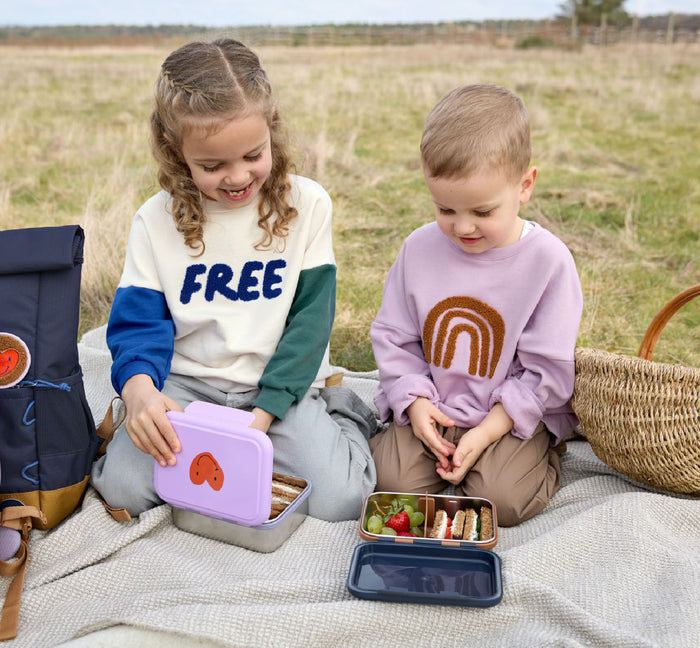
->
xmin=423 ymin=297 xmax=505 ymax=378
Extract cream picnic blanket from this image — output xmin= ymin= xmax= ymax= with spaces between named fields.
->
xmin=1 ymin=326 xmax=698 ymax=648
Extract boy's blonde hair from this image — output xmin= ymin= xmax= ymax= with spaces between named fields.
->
xmin=420 ymin=84 xmax=531 ymax=183
xmin=151 ymin=38 xmax=296 ymax=253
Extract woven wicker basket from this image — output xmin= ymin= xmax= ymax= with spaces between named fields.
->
xmin=572 ymin=284 xmax=700 ymax=495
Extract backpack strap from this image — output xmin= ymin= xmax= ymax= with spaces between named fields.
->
xmin=0 ymin=506 xmax=46 ymax=641
xmin=0 ymin=506 xmax=46 ymax=531
xmin=96 ymin=494 xmax=132 ymax=523
xmin=0 ymin=539 xmax=27 ymax=641
xmin=92 ymin=397 xmax=133 ymax=522
xmin=96 ymin=396 xmax=126 ymax=456
xmin=324 ymin=372 xmax=343 ymax=387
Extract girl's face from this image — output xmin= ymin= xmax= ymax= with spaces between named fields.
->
xmin=181 ymin=112 xmax=273 ymax=210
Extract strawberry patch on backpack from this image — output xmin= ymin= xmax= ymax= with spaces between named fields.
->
xmin=0 ymin=333 xmax=30 ymax=388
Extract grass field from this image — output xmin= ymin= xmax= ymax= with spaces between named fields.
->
xmin=1 ymin=41 xmax=698 ymax=371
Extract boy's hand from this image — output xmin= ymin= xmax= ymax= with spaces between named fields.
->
xmin=437 ymin=403 xmax=514 ymax=484
xmin=436 ymin=427 xmax=490 ymax=484
xmin=406 ymin=397 xmax=456 ymax=469
xmin=121 ymin=374 xmax=184 ymax=467
xmin=250 ymin=407 xmax=274 ymax=434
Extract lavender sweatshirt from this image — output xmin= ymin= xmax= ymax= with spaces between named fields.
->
xmin=371 ymin=221 xmax=583 ymax=444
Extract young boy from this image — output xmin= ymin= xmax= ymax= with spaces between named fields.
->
xmin=369 ymin=84 xmax=583 ymax=526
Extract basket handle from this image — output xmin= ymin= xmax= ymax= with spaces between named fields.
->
xmin=638 ymin=284 xmax=700 ymax=360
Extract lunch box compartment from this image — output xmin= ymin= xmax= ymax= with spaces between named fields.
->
xmin=359 ymin=491 xmax=498 ymax=549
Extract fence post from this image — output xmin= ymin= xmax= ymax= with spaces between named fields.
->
xmin=631 ymin=14 xmax=639 ymax=44
xmin=571 ymin=13 xmax=578 ymax=43
xmin=666 ymin=12 xmax=675 ymax=44
xmin=601 ymin=13 xmax=608 ymax=46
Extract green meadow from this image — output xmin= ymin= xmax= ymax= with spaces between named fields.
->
xmin=1 ymin=41 xmax=698 ymax=370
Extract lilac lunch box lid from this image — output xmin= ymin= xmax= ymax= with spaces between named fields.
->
xmin=154 ymin=401 xmax=274 ymax=527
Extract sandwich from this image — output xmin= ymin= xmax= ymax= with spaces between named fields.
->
xmin=428 ymin=509 xmax=450 ymax=539
xmin=428 ymin=505 xmax=495 ymax=541
xmin=451 ymin=509 xmax=478 ymax=541
xmin=270 ymin=473 xmax=307 ymax=519
xmin=479 ymin=505 xmax=494 ymax=541
xmin=451 ymin=510 xmax=465 ymax=540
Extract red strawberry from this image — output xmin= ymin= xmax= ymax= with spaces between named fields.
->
xmin=397 ymin=531 xmax=417 ymax=537
xmin=386 ymin=511 xmax=410 ymax=533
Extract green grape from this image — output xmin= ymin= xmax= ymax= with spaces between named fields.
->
xmin=366 ymin=515 xmax=383 ymax=534
xmin=402 ymin=504 xmax=414 ymax=517
xmin=396 ymin=495 xmax=418 ymax=508
xmin=409 ymin=511 xmax=425 ymax=527
xmin=380 ymin=526 xmax=397 ymax=536
xmin=410 ymin=526 xmax=424 ymax=537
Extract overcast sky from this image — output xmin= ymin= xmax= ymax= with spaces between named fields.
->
xmin=1 ymin=0 xmax=695 ymax=27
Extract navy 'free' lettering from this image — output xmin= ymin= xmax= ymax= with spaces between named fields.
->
xmin=179 ymin=259 xmax=287 ymax=304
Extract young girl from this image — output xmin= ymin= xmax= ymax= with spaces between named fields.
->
xmin=91 ymin=39 xmax=377 ymax=522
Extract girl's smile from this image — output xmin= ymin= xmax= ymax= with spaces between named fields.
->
xmin=181 ymin=112 xmax=273 ymax=210
xmin=221 ymin=182 xmax=254 ymax=202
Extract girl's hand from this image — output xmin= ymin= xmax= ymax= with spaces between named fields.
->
xmin=250 ymin=407 xmax=274 ymax=434
xmin=120 ymin=374 xmax=183 ymax=467
xmin=406 ymin=397 xmax=456 ymax=469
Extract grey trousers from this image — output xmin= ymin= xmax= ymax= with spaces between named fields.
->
xmin=91 ymin=374 xmax=378 ymax=522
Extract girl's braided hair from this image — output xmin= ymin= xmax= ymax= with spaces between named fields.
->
xmin=151 ymin=38 xmax=296 ymax=254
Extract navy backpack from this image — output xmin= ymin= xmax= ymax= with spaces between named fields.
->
xmin=0 ymin=225 xmax=100 ymax=639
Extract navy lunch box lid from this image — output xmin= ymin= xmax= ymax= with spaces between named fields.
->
xmin=346 ymin=540 xmax=502 ymax=607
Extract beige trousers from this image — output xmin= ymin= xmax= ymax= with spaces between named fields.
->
xmin=369 ymin=421 xmax=562 ymax=527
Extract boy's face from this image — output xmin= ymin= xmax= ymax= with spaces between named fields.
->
xmin=425 ymin=166 xmax=537 ymax=254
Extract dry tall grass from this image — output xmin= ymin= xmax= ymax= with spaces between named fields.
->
xmin=1 ymin=41 xmax=698 ymax=370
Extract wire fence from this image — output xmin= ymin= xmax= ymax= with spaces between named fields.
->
xmin=223 ymin=21 xmax=699 ymax=48
xmin=1 ymin=17 xmax=698 ymax=48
